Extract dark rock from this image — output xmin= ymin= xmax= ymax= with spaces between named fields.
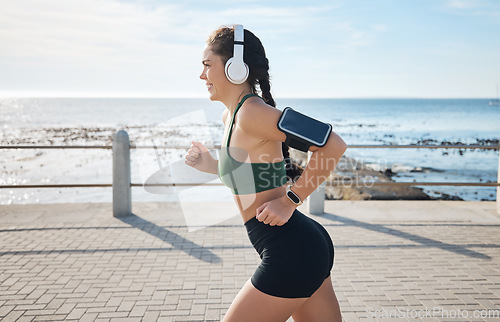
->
xmin=288 ymin=149 xmax=456 ymax=201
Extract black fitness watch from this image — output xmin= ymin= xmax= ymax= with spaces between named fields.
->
xmin=286 ymin=185 xmax=303 ymax=206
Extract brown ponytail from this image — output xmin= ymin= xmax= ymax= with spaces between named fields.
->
xmin=208 ymin=26 xmax=304 ymax=182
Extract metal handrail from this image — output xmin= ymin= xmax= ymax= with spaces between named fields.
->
xmin=328 ymin=181 xmax=498 ymax=187
xmin=2 ymin=133 xmax=499 ymax=217
xmin=3 ymin=182 xmax=498 ymax=189
xmin=0 ymin=184 xmax=113 ymax=188
xmin=131 ymin=144 xmax=498 ymax=150
xmin=1 ymin=144 xmax=498 ymax=150
xmin=135 ymin=182 xmax=499 ymax=187
xmin=0 ymin=145 xmax=112 ymax=149
xmin=1 ymin=143 xmax=498 ymax=190
xmin=347 ymin=144 xmax=499 ymax=150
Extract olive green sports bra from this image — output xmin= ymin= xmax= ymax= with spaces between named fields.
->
xmin=218 ymin=94 xmax=288 ymax=195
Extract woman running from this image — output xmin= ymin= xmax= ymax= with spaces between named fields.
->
xmin=185 ymin=24 xmax=347 ymax=322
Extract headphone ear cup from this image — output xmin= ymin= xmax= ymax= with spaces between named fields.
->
xmin=225 ymin=57 xmax=249 ymax=85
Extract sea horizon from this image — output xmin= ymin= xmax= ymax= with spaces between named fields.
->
xmin=0 ymin=95 xmax=497 ymax=99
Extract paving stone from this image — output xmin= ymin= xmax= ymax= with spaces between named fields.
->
xmin=65 ymin=307 xmax=86 ymax=320
xmin=33 ymin=314 xmax=69 ymax=321
xmin=78 ymin=312 xmax=99 ymax=322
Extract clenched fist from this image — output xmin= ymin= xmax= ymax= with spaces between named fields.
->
xmin=184 ymin=141 xmax=218 ymax=174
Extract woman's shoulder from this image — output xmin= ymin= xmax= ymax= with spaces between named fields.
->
xmin=238 ymin=96 xmax=281 ymax=121
xmin=237 ymin=96 xmax=285 ymax=141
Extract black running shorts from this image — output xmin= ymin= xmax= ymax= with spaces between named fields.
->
xmin=244 ymin=209 xmax=334 ymax=298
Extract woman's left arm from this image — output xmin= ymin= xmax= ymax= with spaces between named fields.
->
xmin=255 ymin=131 xmax=347 ymax=226
xmin=287 ymin=131 xmax=347 ymax=205
xmin=238 ymin=99 xmax=347 ymax=226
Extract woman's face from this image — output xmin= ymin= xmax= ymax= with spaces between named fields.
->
xmin=200 ymin=46 xmax=230 ymax=101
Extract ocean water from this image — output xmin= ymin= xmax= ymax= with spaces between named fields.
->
xmin=0 ymin=97 xmax=498 ymax=204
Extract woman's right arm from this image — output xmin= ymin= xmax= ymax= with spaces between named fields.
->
xmin=184 ymin=141 xmax=218 ymax=175
xmin=185 ymin=109 xmax=226 ymax=174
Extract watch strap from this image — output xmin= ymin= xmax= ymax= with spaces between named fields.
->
xmin=286 ymin=185 xmax=303 ymax=206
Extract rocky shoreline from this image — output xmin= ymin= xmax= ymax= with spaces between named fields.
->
xmin=288 ymin=150 xmax=463 ymax=201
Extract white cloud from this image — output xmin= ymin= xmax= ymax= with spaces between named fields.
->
xmin=0 ymin=0 xmax=197 ymax=68
xmin=371 ymin=24 xmax=388 ymax=33
xmin=446 ymin=0 xmax=482 ymax=9
xmin=2 ymin=0 xmax=494 ymax=98
xmin=0 ymin=0 xmax=212 ymax=96
xmin=0 ymin=0 xmax=361 ymax=96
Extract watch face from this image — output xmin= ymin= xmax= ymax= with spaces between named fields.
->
xmin=287 ymin=190 xmax=300 ymax=204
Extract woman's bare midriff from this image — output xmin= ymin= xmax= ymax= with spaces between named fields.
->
xmin=232 ymin=183 xmax=288 ymax=223
xmin=222 ymin=99 xmax=290 ymax=224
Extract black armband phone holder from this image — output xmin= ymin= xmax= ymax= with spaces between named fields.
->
xmin=277 ymin=107 xmax=332 ymax=152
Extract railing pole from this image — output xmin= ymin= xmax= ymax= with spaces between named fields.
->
xmin=308 ymin=181 xmax=326 ymax=215
xmin=307 ymin=151 xmax=325 ymax=215
xmin=113 ymin=130 xmax=131 ymax=217
xmin=497 ymin=143 xmax=500 ymax=215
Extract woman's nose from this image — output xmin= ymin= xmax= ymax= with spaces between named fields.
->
xmin=199 ymin=70 xmax=206 ymax=80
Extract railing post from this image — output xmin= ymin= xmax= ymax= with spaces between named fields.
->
xmin=307 ymin=151 xmax=325 ymax=215
xmin=113 ymin=130 xmax=131 ymax=217
xmin=497 ymin=143 xmax=500 ymax=215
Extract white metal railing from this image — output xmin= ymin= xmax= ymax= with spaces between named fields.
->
xmin=1 ymin=130 xmax=499 ymax=216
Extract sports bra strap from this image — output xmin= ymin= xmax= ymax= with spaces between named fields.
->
xmin=226 ymin=94 xmax=260 ymax=146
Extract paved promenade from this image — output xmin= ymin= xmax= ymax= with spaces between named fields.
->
xmin=0 ymin=200 xmax=499 ymax=321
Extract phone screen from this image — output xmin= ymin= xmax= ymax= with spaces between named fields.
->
xmin=279 ymin=108 xmax=331 ymax=146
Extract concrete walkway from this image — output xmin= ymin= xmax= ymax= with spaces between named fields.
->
xmin=0 ymin=201 xmax=499 ymax=321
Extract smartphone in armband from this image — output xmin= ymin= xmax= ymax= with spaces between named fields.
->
xmin=277 ymin=107 xmax=332 ymax=152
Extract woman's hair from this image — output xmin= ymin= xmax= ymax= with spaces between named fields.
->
xmin=207 ymin=25 xmax=303 ymax=183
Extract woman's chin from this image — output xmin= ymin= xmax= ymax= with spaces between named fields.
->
xmin=208 ymin=93 xmax=217 ymax=101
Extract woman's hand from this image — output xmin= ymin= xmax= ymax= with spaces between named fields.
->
xmin=185 ymin=141 xmax=217 ymax=174
xmin=256 ymin=195 xmax=297 ymax=226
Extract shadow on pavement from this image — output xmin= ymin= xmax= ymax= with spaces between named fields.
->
xmin=118 ymin=213 xmax=222 ymax=264
xmin=320 ymin=212 xmax=492 ymax=260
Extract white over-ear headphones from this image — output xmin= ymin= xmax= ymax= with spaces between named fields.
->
xmin=224 ymin=24 xmax=249 ymax=85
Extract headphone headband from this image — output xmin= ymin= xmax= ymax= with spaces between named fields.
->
xmin=224 ymin=24 xmax=249 ymax=84
xmin=234 ymin=24 xmax=244 ymax=42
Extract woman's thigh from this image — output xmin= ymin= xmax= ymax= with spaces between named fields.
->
xmin=222 ymin=279 xmax=308 ymax=322
xmin=246 ymin=210 xmax=334 ymax=299
xmin=292 ymin=275 xmax=342 ymax=322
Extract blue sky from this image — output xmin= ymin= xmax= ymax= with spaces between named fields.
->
xmin=1 ymin=0 xmax=499 ymax=98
